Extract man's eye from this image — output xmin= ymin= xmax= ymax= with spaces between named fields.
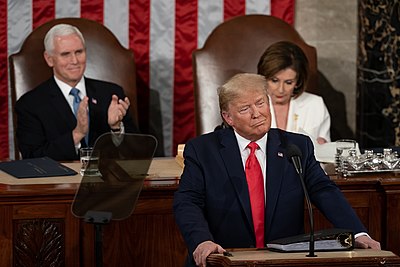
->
xmin=239 ymin=107 xmax=249 ymax=113
xmin=256 ymin=101 xmax=265 ymax=107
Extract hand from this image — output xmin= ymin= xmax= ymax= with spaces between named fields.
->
xmin=355 ymin=235 xmax=381 ymax=249
xmin=317 ymin=137 xmax=328 ymax=144
xmin=193 ymin=240 xmax=225 ymax=267
xmin=108 ymin=95 xmax=130 ymax=129
xmin=72 ymin=97 xmax=89 ymax=144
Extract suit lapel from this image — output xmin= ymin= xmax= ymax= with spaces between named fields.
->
xmin=265 ymin=129 xmax=287 ymax=236
xmin=219 ymin=129 xmax=291 ymax=240
xmin=85 ymin=78 xmax=98 ymax=107
xmin=287 ymin=94 xmax=307 ymax=132
xmin=218 ymin=129 xmax=253 ymax=229
xmin=48 ymin=78 xmax=76 ymax=130
xmin=85 ymin=79 xmax=100 ymax=145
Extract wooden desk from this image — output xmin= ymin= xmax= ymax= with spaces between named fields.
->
xmin=0 ymin=158 xmax=187 ymax=267
xmin=377 ymin=175 xmax=400 ymax=256
xmin=307 ymin=174 xmax=383 ymax=249
xmin=0 ymin=159 xmax=400 ymax=266
xmin=207 ymin=249 xmax=400 ymax=266
xmin=317 ymin=170 xmax=400 ymax=256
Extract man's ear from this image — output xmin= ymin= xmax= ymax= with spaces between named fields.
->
xmin=221 ymin=111 xmax=233 ymax=126
xmin=43 ymin=51 xmax=54 ymax=67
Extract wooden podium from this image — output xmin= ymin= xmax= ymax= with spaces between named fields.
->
xmin=207 ymin=249 xmax=400 ymax=266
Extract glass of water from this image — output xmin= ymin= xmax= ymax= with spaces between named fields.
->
xmin=335 ymin=139 xmax=357 ymax=175
xmin=79 ymin=147 xmax=101 ymax=176
xmin=336 ymin=139 xmax=357 ymax=157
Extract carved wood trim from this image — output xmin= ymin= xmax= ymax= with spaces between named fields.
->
xmin=13 ymin=219 xmax=65 ymax=267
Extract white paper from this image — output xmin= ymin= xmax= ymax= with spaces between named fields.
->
xmin=314 ymin=142 xmax=337 ymax=163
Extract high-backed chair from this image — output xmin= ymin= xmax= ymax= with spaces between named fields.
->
xmin=193 ymin=15 xmax=318 ymax=135
xmin=9 ymin=17 xmax=137 ymax=159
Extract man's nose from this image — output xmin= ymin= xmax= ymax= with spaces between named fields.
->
xmin=70 ymin=54 xmax=78 ymax=63
xmin=251 ymin=106 xmax=260 ymax=117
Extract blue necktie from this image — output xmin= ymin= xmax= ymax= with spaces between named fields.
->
xmin=69 ymin=88 xmax=89 ymax=146
xmin=69 ymin=87 xmax=81 ymax=116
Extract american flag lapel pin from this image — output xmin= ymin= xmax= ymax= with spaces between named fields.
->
xmin=92 ymin=98 xmax=97 ymax=104
xmin=278 ymin=152 xmax=283 ymax=158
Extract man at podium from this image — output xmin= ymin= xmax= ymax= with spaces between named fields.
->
xmin=173 ymin=73 xmax=380 ymax=267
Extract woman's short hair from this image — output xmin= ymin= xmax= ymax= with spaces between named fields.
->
xmin=257 ymin=41 xmax=309 ymax=97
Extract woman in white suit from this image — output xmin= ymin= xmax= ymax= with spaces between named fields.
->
xmin=257 ymin=41 xmax=331 ymax=145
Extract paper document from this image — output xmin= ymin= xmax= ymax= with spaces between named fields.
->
xmin=314 ymin=142 xmax=337 ymax=163
xmin=0 ymin=157 xmax=77 ymax=178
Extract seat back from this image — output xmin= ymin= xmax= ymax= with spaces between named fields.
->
xmin=9 ymin=17 xmax=137 ymax=159
xmin=193 ymin=14 xmax=317 ymax=135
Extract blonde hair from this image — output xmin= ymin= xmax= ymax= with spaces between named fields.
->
xmin=218 ymin=73 xmax=268 ymax=113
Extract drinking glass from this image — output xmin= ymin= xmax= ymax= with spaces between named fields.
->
xmin=336 ymin=139 xmax=357 ymax=157
xmin=335 ymin=139 xmax=357 ymax=176
xmin=79 ymin=147 xmax=101 ymax=176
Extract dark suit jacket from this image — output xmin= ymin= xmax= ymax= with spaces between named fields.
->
xmin=15 ymin=77 xmax=138 ymax=161
xmin=173 ymin=128 xmax=366 ymax=266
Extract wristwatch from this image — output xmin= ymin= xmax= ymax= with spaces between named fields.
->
xmin=110 ymin=122 xmax=124 ymax=133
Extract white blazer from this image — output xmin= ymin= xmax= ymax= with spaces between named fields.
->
xmin=269 ymin=92 xmax=331 ymax=144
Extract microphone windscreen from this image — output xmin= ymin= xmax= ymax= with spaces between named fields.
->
xmin=287 ymin=143 xmax=302 ymax=159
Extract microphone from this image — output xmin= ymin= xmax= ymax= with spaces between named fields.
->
xmin=287 ymin=143 xmax=316 ymax=257
xmin=287 ymin=144 xmax=303 ymax=175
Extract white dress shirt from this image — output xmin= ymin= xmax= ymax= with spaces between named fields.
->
xmin=234 ymin=131 xmax=268 ymax=202
xmin=54 ymin=75 xmax=87 ymax=114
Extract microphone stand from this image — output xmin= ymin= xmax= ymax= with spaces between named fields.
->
xmin=296 ymin=167 xmax=317 ymax=257
xmin=84 ymin=211 xmax=112 ymax=267
xmin=290 ymin=150 xmax=317 ymax=258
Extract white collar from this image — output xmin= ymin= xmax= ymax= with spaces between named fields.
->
xmin=54 ymin=75 xmax=87 ymax=100
xmin=234 ymin=131 xmax=268 ymax=154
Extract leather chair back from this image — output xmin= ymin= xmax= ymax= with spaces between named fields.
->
xmin=193 ymin=14 xmax=317 ymax=135
xmin=9 ymin=17 xmax=137 ymax=159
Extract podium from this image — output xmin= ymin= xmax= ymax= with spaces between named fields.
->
xmin=72 ymin=133 xmax=158 ymax=267
xmin=207 ymin=249 xmax=400 ymax=266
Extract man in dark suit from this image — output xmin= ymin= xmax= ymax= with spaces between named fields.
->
xmin=173 ymin=73 xmax=380 ymax=267
xmin=15 ymin=23 xmax=138 ymax=160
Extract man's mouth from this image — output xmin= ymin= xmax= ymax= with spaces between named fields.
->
xmin=252 ymin=120 xmax=265 ymax=127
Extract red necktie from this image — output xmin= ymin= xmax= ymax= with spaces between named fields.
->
xmin=245 ymin=142 xmax=265 ymax=248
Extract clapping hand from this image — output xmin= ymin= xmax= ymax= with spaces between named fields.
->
xmin=108 ymin=95 xmax=130 ymax=129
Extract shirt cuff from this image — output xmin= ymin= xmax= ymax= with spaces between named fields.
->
xmin=75 ymin=141 xmax=82 ymax=155
xmin=354 ymin=232 xmax=370 ymax=239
